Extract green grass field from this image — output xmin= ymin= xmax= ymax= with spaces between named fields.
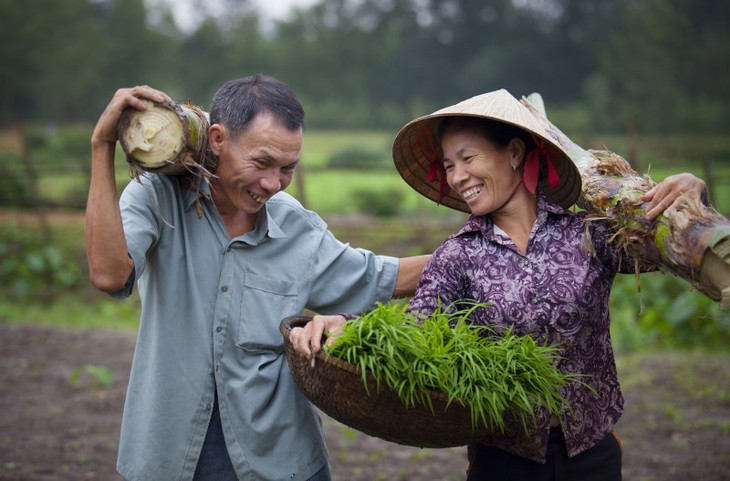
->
xmin=2 ymin=127 xmax=728 ymax=215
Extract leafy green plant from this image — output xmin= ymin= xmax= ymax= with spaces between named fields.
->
xmin=69 ymin=364 xmax=115 ymax=401
xmin=324 ymin=301 xmax=580 ymax=433
xmin=352 ymin=186 xmax=404 ymax=217
xmin=327 ymin=144 xmax=389 ymax=170
xmin=69 ymin=364 xmax=114 ymax=387
xmin=0 ymin=157 xmax=30 ymax=207
xmin=610 ymin=273 xmax=730 ymax=352
xmin=0 ymin=223 xmax=83 ymax=300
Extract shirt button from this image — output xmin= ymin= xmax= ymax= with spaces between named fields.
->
xmin=216 ymin=326 xmax=222 ymax=333
xmin=221 ymin=286 xmax=229 ymax=292
xmin=205 ymin=403 xmax=211 ymax=410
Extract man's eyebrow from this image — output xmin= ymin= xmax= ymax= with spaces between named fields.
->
xmin=252 ymin=147 xmax=282 ymax=161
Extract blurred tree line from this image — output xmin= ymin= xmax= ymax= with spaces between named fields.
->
xmin=2 ymin=0 xmax=729 ymax=133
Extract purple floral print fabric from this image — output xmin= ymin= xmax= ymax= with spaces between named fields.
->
xmin=408 ymin=193 xmax=656 ymax=463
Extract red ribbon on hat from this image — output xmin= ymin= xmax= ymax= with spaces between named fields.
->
xmin=523 ymin=133 xmax=560 ymax=195
xmin=417 ymin=126 xmax=450 ymax=204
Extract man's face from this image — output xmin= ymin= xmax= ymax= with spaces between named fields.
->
xmin=210 ymin=111 xmax=302 ymax=216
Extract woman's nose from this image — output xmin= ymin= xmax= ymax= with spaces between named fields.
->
xmin=450 ymin=162 xmax=469 ymax=186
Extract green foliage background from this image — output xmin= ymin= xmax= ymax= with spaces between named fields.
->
xmin=1 ymin=126 xmax=729 ymax=352
xmin=2 ymin=0 xmax=730 ymax=134
xmin=1 ymin=0 xmax=729 ymax=353
xmin=2 ymin=208 xmax=729 ymax=353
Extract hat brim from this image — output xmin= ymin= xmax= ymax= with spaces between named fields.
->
xmin=392 ymin=89 xmax=581 ymax=212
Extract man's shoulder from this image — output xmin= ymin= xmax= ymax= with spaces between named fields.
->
xmin=266 ymin=192 xmax=327 ymax=231
xmin=122 ymin=172 xmax=180 ymax=195
xmin=119 ymin=173 xmax=191 ymax=217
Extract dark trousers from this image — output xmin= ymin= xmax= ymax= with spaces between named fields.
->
xmin=466 ymin=428 xmax=622 ymax=481
xmin=193 ymin=395 xmax=332 ymax=481
xmin=193 ymin=398 xmax=238 ymax=481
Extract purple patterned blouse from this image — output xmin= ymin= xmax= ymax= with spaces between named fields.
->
xmin=408 ymin=193 xmax=656 ymax=463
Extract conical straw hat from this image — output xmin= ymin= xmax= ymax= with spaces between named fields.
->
xmin=392 ymin=89 xmax=581 ymax=212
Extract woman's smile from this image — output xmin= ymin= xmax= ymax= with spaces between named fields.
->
xmin=461 ymin=185 xmax=483 ymax=201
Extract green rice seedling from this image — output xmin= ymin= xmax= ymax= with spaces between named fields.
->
xmin=324 ymin=301 xmax=579 ymax=433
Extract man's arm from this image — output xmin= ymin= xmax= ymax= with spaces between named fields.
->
xmin=84 ymin=86 xmax=172 ymax=292
xmin=290 ymin=254 xmax=431 ymax=357
xmin=393 ymin=254 xmax=430 ymax=297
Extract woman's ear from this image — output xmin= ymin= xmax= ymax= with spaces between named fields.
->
xmin=208 ymin=124 xmax=227 ymax=155
xmin=508 ymin=137 xmax=526 ymax=164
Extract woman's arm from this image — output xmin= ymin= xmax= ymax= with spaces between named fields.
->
xmin=641 ymin=172 xmax=708 ymax=220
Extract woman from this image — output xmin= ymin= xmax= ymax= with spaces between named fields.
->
xmin=291 ymin=89 xmax=706 ymax=480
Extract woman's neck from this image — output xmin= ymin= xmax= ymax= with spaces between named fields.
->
xmin=491 ymin=188 xmax=538 ymax=254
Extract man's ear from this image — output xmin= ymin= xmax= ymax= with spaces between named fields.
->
xmin=208 ymin=124 xmax=227 ymax=155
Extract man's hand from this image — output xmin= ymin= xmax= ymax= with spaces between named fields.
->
xmin=641 ymin=173 xmax=707 ymax=221
xmin=91 ymin=85 xmax=172 ymax=149
xmin=289 ymin=315 xmax=347 ymax=359
xmin=86 ymin=85 xmax=171 ymax=293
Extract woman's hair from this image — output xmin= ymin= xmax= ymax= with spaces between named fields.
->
xmin=438 ymin=116 xmax=536 ymax=154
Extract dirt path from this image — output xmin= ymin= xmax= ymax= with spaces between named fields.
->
xmin=1 ymin=323 xmax=729 ymax=481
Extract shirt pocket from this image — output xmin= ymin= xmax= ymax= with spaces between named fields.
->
xmin=237 ymin=273 xmax=298 ymax=353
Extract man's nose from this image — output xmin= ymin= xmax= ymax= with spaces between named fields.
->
xmin=260 ymin=172 xmax=282 ymax=193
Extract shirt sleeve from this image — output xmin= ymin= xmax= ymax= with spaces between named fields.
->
xmin=587 ymin=216 xmax=658 ymax=275
xmin=108 ymin=175 xmax=164 ymax=299
xmin=305 ymin=228 xmax=399 ymax=315
xmin=407 ymin=237 xmax=470 ymax=318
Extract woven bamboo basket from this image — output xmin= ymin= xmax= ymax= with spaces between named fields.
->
xmin=280 ymin=315 xmax=496 ymax=448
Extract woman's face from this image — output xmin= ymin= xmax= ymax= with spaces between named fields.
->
xmin=441 ymin=125 xmax=523 ymax=216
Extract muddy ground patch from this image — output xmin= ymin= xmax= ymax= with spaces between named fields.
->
xmin=1 ymin=323 xmax=729 ymax=481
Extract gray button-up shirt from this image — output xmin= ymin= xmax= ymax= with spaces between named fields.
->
xmin=111 ymin=174 xmax=398 ymax=481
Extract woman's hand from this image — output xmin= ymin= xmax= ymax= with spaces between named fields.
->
xmin=641 ymin=173 xmax=707 ymax=220
xmin=91 ymin=85 xmax=172 ymax=148
xmin=289 ymin=315 xmax=347 ymax=359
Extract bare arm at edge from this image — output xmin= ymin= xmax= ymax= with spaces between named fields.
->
xmin=393 ymin=255 xmax=430 ymax=297
xmin=84 ymin=86 xmax=172 ymax=292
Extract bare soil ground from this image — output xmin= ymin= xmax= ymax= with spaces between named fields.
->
xmin=1 ymin=322 xmax=730 ymax=481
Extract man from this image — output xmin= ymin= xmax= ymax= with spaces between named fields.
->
xmin=85 ymin=75 xmax=428 ymax=481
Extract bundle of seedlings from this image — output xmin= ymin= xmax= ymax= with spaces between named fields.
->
xmin=521 ymin=93 xmax=730 ymax=309
xmin=323 ymin=301 xmax=578 ymax=434
xmin=117 ymin=99 xmax=214 ymax=217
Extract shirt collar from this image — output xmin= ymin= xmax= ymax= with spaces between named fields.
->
xmin=183 ymin=182 xmax=287 ymax=243
xmin=183 ymin=178 xmax=213 ymax=212
xmin=452 ymin=191 xmax=571 ymax=241
xmin=235 ymin=202 xmax=287 ymax=246
xmin=249 ymin=201 xmax=287 ymax=242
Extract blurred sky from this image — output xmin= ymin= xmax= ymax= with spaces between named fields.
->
xmin=149 ymin=0 xmax=320 ymax=32
xmin=251 ymin=0 xmax=320 ymax=20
